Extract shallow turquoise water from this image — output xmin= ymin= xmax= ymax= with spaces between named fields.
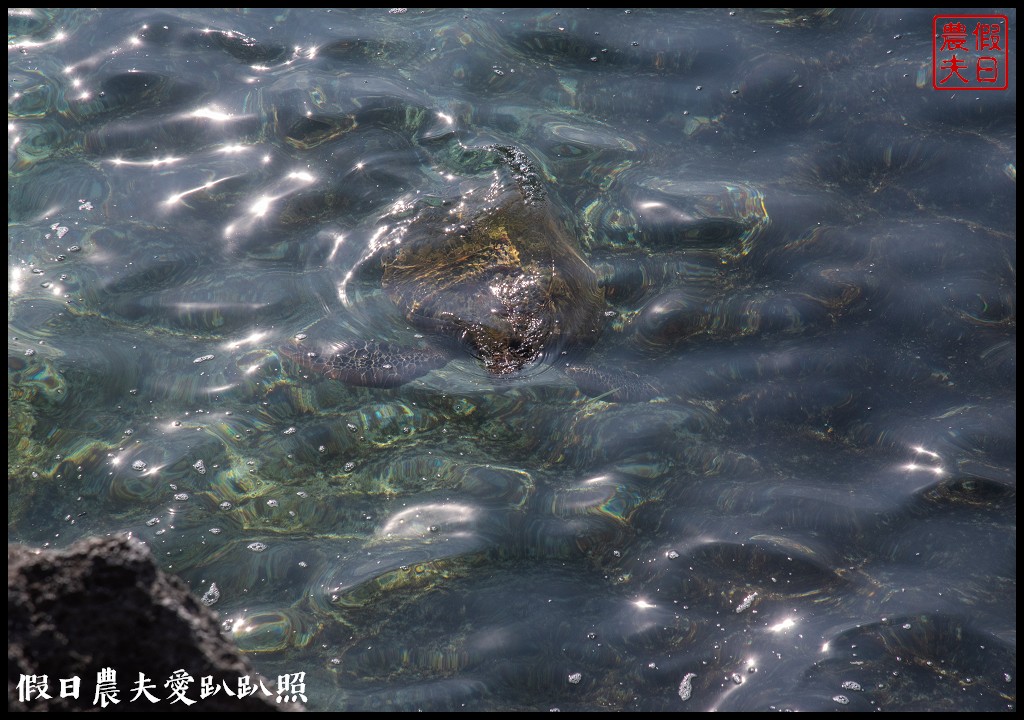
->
xmin=8 ymin=8 xmax=1016 ymax=711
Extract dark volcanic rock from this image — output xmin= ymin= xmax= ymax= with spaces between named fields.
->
xmin=8 ymin=535 xmax=297 ymax=712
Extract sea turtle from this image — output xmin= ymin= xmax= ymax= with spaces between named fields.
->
xmin=284 ymin=145 xmax=660 ymax=401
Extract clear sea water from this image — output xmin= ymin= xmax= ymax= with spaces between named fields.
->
xmin=8 ymin=8 xmax=1016 ymax=711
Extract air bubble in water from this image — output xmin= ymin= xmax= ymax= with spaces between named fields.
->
xmin=201 ymin=582 xmax=221 ymax=606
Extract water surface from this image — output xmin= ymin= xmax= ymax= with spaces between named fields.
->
xmin=8 ymin=8 xmax=1016 ymax=711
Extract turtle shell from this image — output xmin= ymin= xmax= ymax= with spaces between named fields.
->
xmin=381 ymin=182 xmax=604 ymax=375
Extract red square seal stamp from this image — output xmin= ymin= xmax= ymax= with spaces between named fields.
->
xmin=933 ymin=14 xmax=1010 ymax=90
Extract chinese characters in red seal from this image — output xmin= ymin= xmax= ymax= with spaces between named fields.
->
xmin=933 ymin=15 xmax=1009 ymax=90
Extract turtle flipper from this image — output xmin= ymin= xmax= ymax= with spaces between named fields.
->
xmin=283 ymin=340 xmax=448 ymax=389
xmin=565 ymin=364 xmax=664 ymax=403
